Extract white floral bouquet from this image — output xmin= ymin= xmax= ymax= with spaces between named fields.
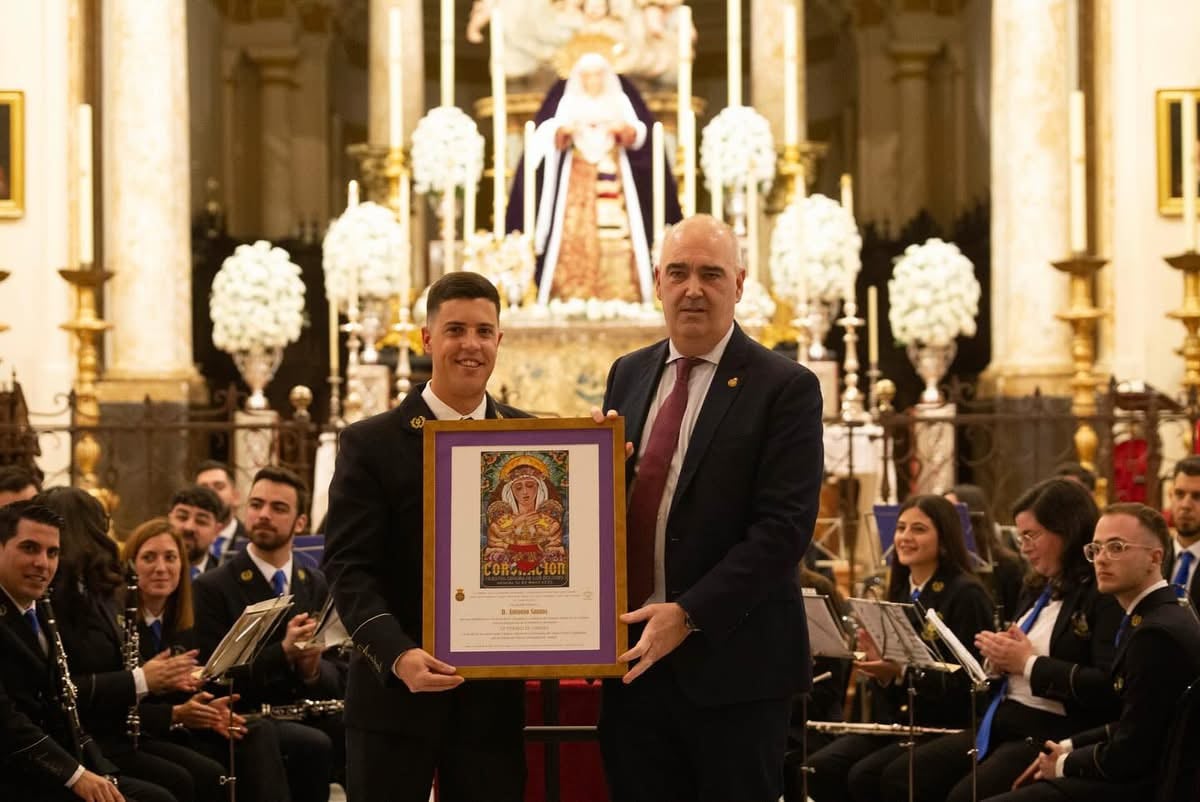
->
xmin=210 ymin=240 xmax=307 ymax=353
xmin=888 ymin=238 xmax=981 ymax=346
xmin=322 ymin=201 xmax=407 ymax=307
xmin=464 ymin=231 xmax=537 ymax=306
xmin=769 ymin=194 xmax=861 ymax=304
xmin=410 ymin=106 xmax=486 ymax=195
xmin=735 ymin=277 xmax=777 ymax=325
xmin=699 ymin=106 xmax=776 ymax=193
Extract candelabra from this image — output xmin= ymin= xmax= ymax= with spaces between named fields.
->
xmin=392 ymin=289 xmax=416 ymax=406
xmin=1052 ymin=254 xmax=1107 ymax=473
xmin=342 ymin=295 xmax=366 ymax=423
xmin=58 ymin=265 xmax=118 ymax=513
xmin=791 ymin=300 xmax=812 ymax=365
xmin=774 ymin=142 xmax=827 ymax=209
xmin=1166 ymin=251 xmax=1200 ymax=406
xmin=838 ymin=296 xmax=868 ymax=421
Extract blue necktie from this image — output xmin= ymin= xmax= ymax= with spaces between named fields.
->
xmin=1115 ymin=614 xmax=1131 ymax=647
xmin=190 ymin=565 xmax=201 ymax=580
xmin=23 ymin=608 xmax=40 ymax=638
xmin=976 ymin=585 xmax=1053 ymax=760
xmin=210 ymin=535 xmax=227 ymax=563
xmin=910 ymin=588 xmax=921 ymax=603
xmin=271 ymin=569 xmax=287 ymax=597
xmin=1173 ymin=551 xmax=1195 ymax=599
xmin=149 ymin=619 xmax=163 ymax=651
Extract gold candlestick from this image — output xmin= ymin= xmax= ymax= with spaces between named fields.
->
xmin=838 ymin=297 xmax=868 ymax=421
xmin=1052 ymin=254 xmax=1107 ymax=475
xmin=1166 ymin=251 xmax=1200 ymax=405
xmin=773 ymin=142 xmax=827 ymax=210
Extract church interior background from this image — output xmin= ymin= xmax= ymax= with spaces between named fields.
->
xmin=1 ymin=0 xmax=1200 ymax=584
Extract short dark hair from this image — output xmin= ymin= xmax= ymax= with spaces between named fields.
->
xmin=193 ymin=460 xmax=235 ymax=484
xmin=1013 ymin=478 xmax=1100 ymax=593
xmin=0 ymin=500 xmax=64 ymax=545
xmin=168 ymin=485 xmax=225 ymax=520
xmin=251 ymin=466 xmax=309 ymax=516
xmin=1173 ymin=456 xmax=1200 ymax=480
xmin=0 ymin=465 xmax=40 ymax=494
xmin=1053 ymin=461 xmax=1097 ymax=492
xmin=1103 ymin=502 xmax=1171 ymax=552
xmin=425 ymin=271 xmax=501 ymax=322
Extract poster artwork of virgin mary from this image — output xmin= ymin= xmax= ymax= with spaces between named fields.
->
xmin=481 ymin=451 xmax=569 ymax=588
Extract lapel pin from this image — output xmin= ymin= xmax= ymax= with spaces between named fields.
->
xmin=1131 ymin=614 xmax=1142 ymax=628
xmin=239 ymin=569 xmax=253 ymax=583
xmin=727 ymin=377 xmax=739 ymax=388
xmin=411 ymin=415 xmax=426 ymax=429
xmin=297 ymin=568 xmax=307 ymax=582
xmin=931 ymin=580 xmax=945 ymax=593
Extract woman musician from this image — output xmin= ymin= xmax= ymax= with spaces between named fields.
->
xmin=807 ymin=494 xmax=994 ymax=802
xmin=881 ymin=479 xmax=1122 ymax=802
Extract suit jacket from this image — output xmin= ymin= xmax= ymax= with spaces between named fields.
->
xmin=192 ymin=548 xmax=345 ymax=708
xmin=0 ymin=595 xmax=116 ymax=783
xmin=602 ymin=325 xmax=824 ymax=707
xmin=323 ymin=386 xmax=530 ymax=733
xmin=1063 ymin=585 xmax=1200 ymax=783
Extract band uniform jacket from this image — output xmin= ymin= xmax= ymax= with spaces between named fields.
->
xmin=192 ymin=549 xmax=346 ymax=708
xmin=323 ymin=387 xmax=530 ymax=733
xmin=1062 ymin=585 xmax=1200 ymax=783
xmin=602 ymin=325 xmax=824 ymax=707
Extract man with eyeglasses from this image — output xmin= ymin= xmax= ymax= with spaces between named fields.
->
xmin=993 ymin=502 xmax=1200 ymax=802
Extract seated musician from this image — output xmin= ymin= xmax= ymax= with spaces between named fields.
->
xmin=807 ymin=494 xmax=993 ymax=802
xmin=38 ymin=486 xmax=224 ymax=802
xmin=885 ymin=478 xmax=1123 ymax=802
xmin=123 ymin=516 xmax=294 ymax=801
xmin=192 ymin=466 xmax=346 ymax=802
xmin=987 ymin=503 xmax=1200 ymax=802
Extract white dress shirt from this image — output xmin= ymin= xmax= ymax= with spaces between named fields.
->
xmin=247 ymin=547 xmax=294 ymax=596
xmin=422 ymin=383 xmax=488 ymax=421
xmin=1008 ymin=599 xmax=1067 ymax=716
xmin=636 ymin=324 xmax=735 ymax=605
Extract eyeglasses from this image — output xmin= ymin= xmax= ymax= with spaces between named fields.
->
xmin=1083 ymin=540 xmax=1157 ymax=562
xmin=1017 ymin=530 xmax=1048 ymax=546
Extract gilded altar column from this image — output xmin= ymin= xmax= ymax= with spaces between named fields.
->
xmin=890 ymin=42 xmax=938 ymax=227
xmin=100 ymin=0 xmax=194 ymax=394
xmin=252 ymin=47 xmax=299 ymax=241
xmin=985 ymin=0 xmax=1073 ymax=395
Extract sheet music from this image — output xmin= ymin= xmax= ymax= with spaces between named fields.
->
xmin=847 ymin=597 xmax=958 ymax=672
xmin=297 ymin=596 xmax=350 ymax=651
xmin=804 ymin=594 xmax=855 ymax=659
xmin=924 ymin=608 xmax=988 ymax=685
xmin=201 ymin=595 xmax=294 ymax=680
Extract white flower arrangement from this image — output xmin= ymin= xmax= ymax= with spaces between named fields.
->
xmin=410 ymin=106 xmax=486 ymax=195
xmin=503 ymin=298 xmax=663 ymax=325
xmin=769 ymin=194 xmax=862 ymax=304
xmin=321 ymin=201 xmax=407 ymax=307
xmin=888 ymin=238 xmax=981 ymax=347
xmin=464 ymin=231 xmax=537 ymax=306
xmin=735 ymin=277 xmax=777 ymax=325
xmin=699 ymin=106 xmax=776 ymax=193
xmin=210 ymin=240 xmax=307 ymax=353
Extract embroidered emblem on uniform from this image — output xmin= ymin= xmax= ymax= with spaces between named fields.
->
xmin=240 ymin=569 xmax=254 ymax=582
xmin=297 ymin=568 xmax=307 ymax=582
xmin=1114 ymin=676 xmax=1124 ymax=692
xmin=1071 ymin=611 xmax=1091 ymax=638
xmin=0 ymin=603 xmax=7 ymax=616
xmin=411 ymin=416 xmax=426 ymax=429
xmin=1131 ymin=614 xmax=1142 ymax=628
xmin=455 ymin=588 xmax=465 ymax=602
xmin=727 ymin=377 xmax=739 ymax=388
xmin=931 ymin=581 xmax=945 ymax=593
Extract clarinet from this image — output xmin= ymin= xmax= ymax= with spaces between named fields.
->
xmin=123 ymin=562 xmax=141 ymax=749
xmin=246 ymin=699 xmax=345 ymax=722
xmin=38 ymin=593 xmax=90 ymax=760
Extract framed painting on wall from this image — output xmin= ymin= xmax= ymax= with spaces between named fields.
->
xmin=0 ymin=91 xmax=23 ymax=218
xmin=1156 ymin=88 xmax=1200 ymax=216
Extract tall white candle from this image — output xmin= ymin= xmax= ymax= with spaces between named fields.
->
xmin=652 ymin=122 xmax=665 ymax=247
xmin=1183 ymin=92 xmax=1197 ymax=253
xmin=840 ymin=173 xmax=853 ymax=213
xmin=783 ymin=1 xmax=798 ymax=146
xmin=523 ymin=121 xmax=536 ymax=235
xmin=442 ymin=191 xmax=456 ymax=274
xmin=399 ymin=171 xmax=412 ymax=295
xmin=1068 ymin=90 xmax=1087 ymax=253
xmin=711 ymin=165 xmax=723 ymax=222
xmin=347 ymin=179 xmax=360 ymax=209
xmin=464 ymin=159 xmax=476 ymax=240
xmin=78 ymin=104 xmax=94 ymax=265
xmin=440 ymin=0 xmax=454 ymax=107
xmin=746 ymin=179 xmax=758 ymax=282
xmin=491 ymin=10 xmax=507 ymax=238
xmin=727 ymin=0 xmax=741 ymax=107
xmin=677 ymin=4 xmax=692 ymax=215
xmin=867 ymin=285 xmax=879 ymax=365
xmin=388 ymin=7 xmax=403 ymax=150
xmin=683 ymin=109 xmax=697 ymax=216
xmin=329 ymin=299 xmax=340 ymax=376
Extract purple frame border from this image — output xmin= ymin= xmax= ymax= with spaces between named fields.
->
xmin=433 ymin=427 xmax=616 ymax=666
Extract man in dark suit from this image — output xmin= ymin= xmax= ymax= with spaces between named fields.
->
xmin=1168 ymin=455 xmax=1200 ymax=608
xmin=192 ymin=466 xmax=344 ymax=802
xmin=168 ymin=485 xmax=226 ymax=580
xmin=0 ymin=500 xmax=172 ymax=802
xmin=993 ymin=503 xmax=1200 ymax=802
xmin=194 ymin=460 xmax=247 ymax=564
xmin=324 ymin=272 xmax=530 ymax=802
xmin=596 ymin=215 xmax=824 ymax=802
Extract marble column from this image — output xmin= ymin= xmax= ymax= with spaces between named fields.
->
xmin=750 ymin=0 xmax=805 ymax=143
xmin=251 ymin=46 xmax=299 ymax=241
xmin=986 ymin=0 xmax=1073 ymax=396
xmin=890 ymin=41 xmax=938 ymax=226
xmin=100 ymin=0 xmax=194 ymax=395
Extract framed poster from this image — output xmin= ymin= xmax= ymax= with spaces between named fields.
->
xmin=423 ymin=417 xmax=627 ymax=678
xmin=1156 ymin=88 xmax=1200 ymax=216
xmin=0 ymin=91 xmax=24 ymax=218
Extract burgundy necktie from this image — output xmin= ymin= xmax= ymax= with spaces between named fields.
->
xmin=626 ymin=357 xmax=702 ymax=607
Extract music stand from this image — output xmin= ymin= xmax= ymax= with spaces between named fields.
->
xmin=296 ymin=595 xmax=350 ymax=652
xmin=199 ymin=595 xmax=295 ymax=802
xmin=798 ymin=593 xmax=857 ymax=801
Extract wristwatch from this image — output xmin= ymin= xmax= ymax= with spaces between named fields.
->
xmin=682 ymin=608 xmax=700 ymax=633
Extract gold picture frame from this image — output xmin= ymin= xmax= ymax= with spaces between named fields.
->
xmin=0 ymin=91 xmax=23 ymax=219
xmin=1156 ymin=88 xmax=1200 ymax=216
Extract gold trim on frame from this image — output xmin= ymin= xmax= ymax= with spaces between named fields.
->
xmin=0 ymin=91 xmax=24 ymax=219
xmin=1156 ymin=88 xmax=1199 ymax=217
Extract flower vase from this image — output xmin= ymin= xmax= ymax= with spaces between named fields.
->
xmin=233 ymin=345 xmax=284 ymax=411
xmin=907 ymin=342 xmax=957 ymax=405
xmin=807 ymin=300 xmax=839 ymax=361
xmin=359 ymin=298 xmax=387 ymax=364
